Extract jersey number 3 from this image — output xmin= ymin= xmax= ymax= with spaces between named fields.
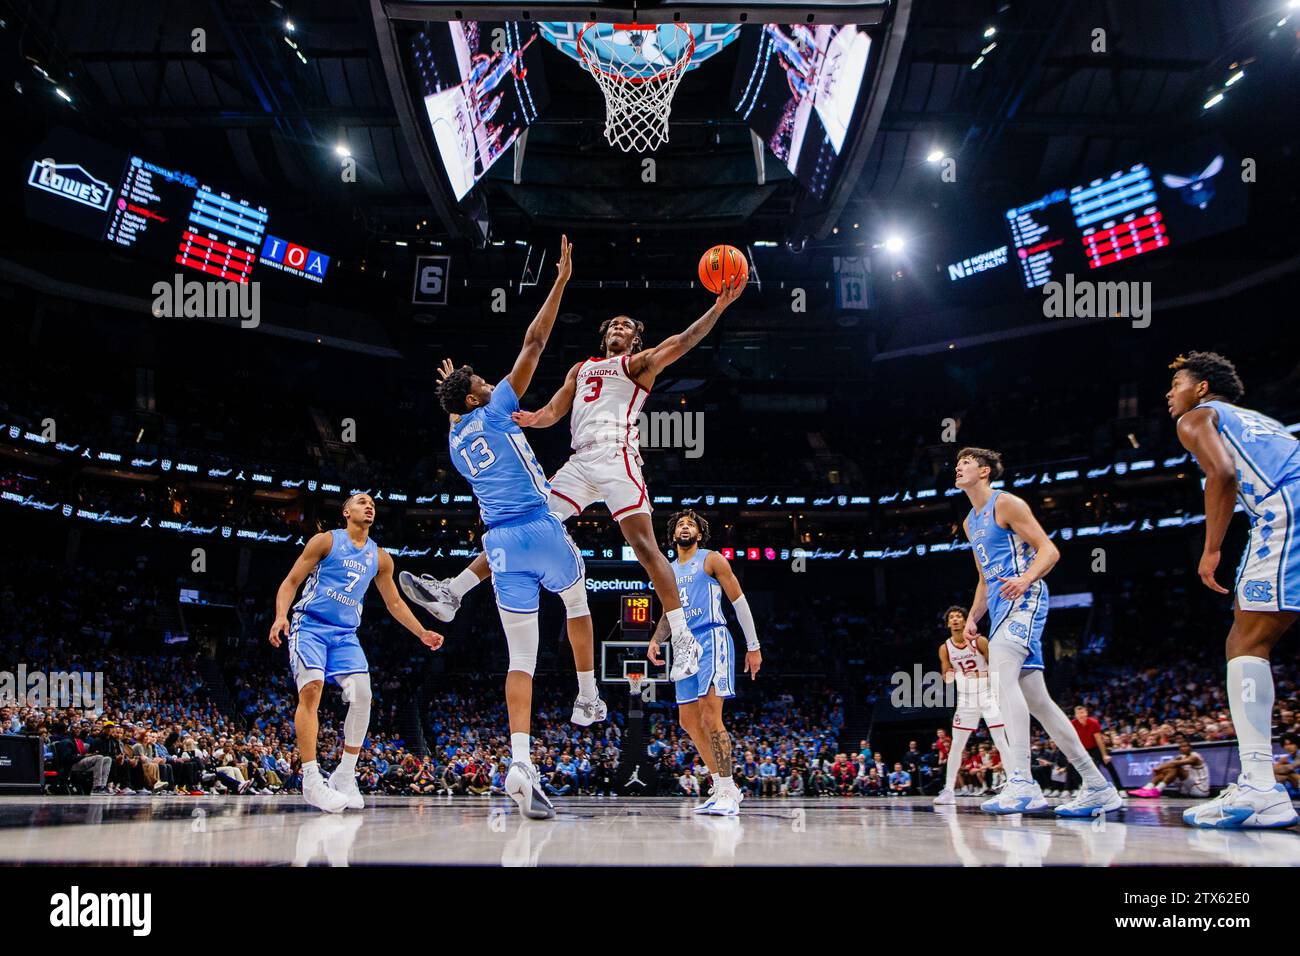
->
xmin=582 ymin=377 xmax=603 ymax=403
xmin=458 ymin=436 xmax=497 ymax=477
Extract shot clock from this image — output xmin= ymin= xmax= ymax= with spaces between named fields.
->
xmin=620 ymin=594 xmax=653 ymax=635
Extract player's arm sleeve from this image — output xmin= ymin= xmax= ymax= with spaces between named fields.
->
xmin=707 ymin=551 xmax=758 ymax=651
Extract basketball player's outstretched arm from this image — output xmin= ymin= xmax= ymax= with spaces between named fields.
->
xmin=993 ymin=494 xmax=1060 ymax=600
xmin=506 ymin=235 xmax=572 ymax=398
xmin=374 ymin=549 xmax=444 ymax=650
xmin=626 ymin=275 xmax=747 ymax=382
xmin=511 ymin=361 xmax=580 ymax=429
xmin=1175 ymin=407 xmax=1236 ymax=594
xmin=268 ymin=532 xmax=333 ymax=646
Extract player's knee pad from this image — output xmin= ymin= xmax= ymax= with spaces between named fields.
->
xmin=500 ymin=610 xmax=539 ymax=677
xmin=339 ymin=673 xmax=372 ymax=747
xmin=558 ymin=579 xmax=590 ymax=620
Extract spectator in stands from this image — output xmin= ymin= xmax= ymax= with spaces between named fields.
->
xmin=888 ymin=762 xmax=911 ymax=796
xmin=1070 ymin=705 xmax=1124 ymax=791
xmin=759 ymin=756 xmax=780 ymax=796
xmin=740 ymin=751 xmax=759 ymax=795
xmin=1275 ymin=734 xmax=1299 ymax=797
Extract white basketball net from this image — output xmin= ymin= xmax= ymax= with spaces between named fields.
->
xmin=578 ymin=23 xmax=695 ymax=153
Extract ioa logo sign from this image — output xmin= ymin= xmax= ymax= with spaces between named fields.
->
xmin=28 ymin=159 xmax=113 ymax=211
xmin=258 ymin=234 xmax=330 ymax=283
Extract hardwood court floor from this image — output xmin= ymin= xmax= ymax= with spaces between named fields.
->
xmin=2 ymin=794 xmax=1297 ymax=866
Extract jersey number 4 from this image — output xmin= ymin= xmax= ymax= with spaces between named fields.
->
xmin=582 ymin=377 xmax=603 ymax=403
xmin=458 ymin=436 xmax=497 ymax=477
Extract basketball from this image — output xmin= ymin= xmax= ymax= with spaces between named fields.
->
xmin=698 ymin=244 xmax=749 ymax=294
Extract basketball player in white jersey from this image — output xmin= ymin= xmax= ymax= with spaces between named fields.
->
xmin=1128 ymin=736 xmax=1210 ymax=799
xmin=933 ymin=605 xmax=1011 ymax=805
xmin=402 ymin=276 xmax=747 ymax=686
xmin=956 ymin=447 xmax=1123 ymax=817
xmin=1167 ymin=352 xmax=1299 ymax=828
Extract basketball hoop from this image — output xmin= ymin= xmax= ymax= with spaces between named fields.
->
xmin=577 ymin=22 xmax=695 ymax=153
xmin=626 ymin=671 xmax=645 ymax=697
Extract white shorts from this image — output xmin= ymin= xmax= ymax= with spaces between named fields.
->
xmin=1178 ymin=777 xmax=1210 ymax=798
xmin=547 ymin=444 xmax=651 ymax=522
xmin=954 ymin=676 xmax=1003 ymax=732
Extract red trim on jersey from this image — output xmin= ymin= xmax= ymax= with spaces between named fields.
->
xmin=550 ymin=489 xmax=583 ymax=515
xmin=986 ymin=723 xmax=1005 ymax=729
xmin=608 ymin=450 xmax=650 ymax=520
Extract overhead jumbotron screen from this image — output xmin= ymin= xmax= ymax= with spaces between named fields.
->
xmin=407 ymin=21 xmax=549 ymax=201
xmin=732 ymin=24 xmax=874 ymax=198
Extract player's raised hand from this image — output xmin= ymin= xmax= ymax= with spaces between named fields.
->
xmin=715 ymin=273 xmax=747 ymax=310
xmin=646 ymin=636 xmax=664 ymax=667
xmin=418 ymin=629 xmax=445 ymax=651
xmin=555 ymin=234 xmax=572 ymax=284
xmin=745 ymin=649 xmax=762 ymax=680
xmin=511 ymin=409 xmax=544 ymax=428
xmin=268 ymin=616 xmax=290 ymax=648
xmin=435 ymin=358 xmax=456 ymax=382
xmin=963 ymin=617 xmax=980 ymax=642
xmin=1198 ymin=549 xmax=1229 ymax=594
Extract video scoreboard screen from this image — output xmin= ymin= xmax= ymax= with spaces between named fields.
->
xmin=25 ymin=128 xmax=327 ymax=287
xmin=946 ymin=138 xmax=1246 ymax=296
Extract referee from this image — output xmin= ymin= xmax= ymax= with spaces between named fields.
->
xmin=1068 ymin=705 xmax=1124 ymax=791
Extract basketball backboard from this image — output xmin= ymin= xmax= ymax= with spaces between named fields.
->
xmin=601 ymin=639 xmax=671 ymax=684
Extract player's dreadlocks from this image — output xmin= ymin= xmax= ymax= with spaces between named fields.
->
xmin=1169 ymin=351 xmax=1245 ymax=403
xmin=598 ymin=315 xmax=644 ymax=354
xmin=956 ymin=446 xmax=1005 ymax=481
xmin=666 ymin=509 xmax=710 ymax=546
xmin=437 ymin=364 xmax=476 ymax=415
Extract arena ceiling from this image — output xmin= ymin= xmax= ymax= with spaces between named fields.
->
xmin=10 ymin=0 xmax=1285 ymax=249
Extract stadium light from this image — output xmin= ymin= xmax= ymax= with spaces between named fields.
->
xmin=285 ymin=20 xmax=295 ymax=32
xmin=983 ymin=26 xmax=996 ymax=38
xmin=334 ymin=143 xmax=351 ymax=157
xmin=1203 ymin=92 xmax=1224 ymax=109
xmin=1225 ymin=70 xmax=1245 ymax=86
xmin=55 ymin=86 xmax=71 ymax=102
xmin=883 ymin=235 xmax=905 ymax=253
xmin=971 ymin=56 xmax=985 ymax=70
xmin=926 ymin=148 xmax=945 ymax=163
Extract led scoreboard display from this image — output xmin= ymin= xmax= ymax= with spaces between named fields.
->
xmin=1004 ymin=165 xmax=1170 ymax=290
xmin=24 ymin=128 xmax=326 ymax=288
xmin=621 ymin=594 xmax=653 ymax=633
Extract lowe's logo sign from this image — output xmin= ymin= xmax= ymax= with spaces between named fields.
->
xmin=28 ymin=159 xmax=113 ymax=211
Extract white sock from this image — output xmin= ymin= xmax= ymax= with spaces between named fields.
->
xmin=715 ymin=773 xmax=734 ymax=790
xmin=338 ymin=750 xmax=358 ymax=775
xmin=511 ymin=733 xmax=531 ymax=766
xmin=946 ymin=728 xmax=972 ymax=791
xmin=577 ymin=670 xmax=598 ymax=699
xmin=450 ymin=567 xmax=482 ymax=599
xmin=1227 ymin=655 xmax=1276 ymax=787
xmin=1154 ymin=780 xmax=1166 ymax=792
xmin=666 ymin=606 xmax=687 ymax=638
xmin=303 ymin=760 xmax=320 ymax=782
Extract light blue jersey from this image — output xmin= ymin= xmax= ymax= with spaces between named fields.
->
xmin=450 ymin=378 xmax=585 ymax=613
xmin=674 ymin=548 xmax=726 ymax=634
xmin=450 ymin=378 xmax=550 ymax=529
xmin=966 ymin=490 xmax=1048 ymax=669
xmin=1195 ymin=400 xmax=1300 ymax=612
xmin=289 ymin=529 xmax=378 ymax=684
xmin=293 ymin=529 xmax=379 ymax=630
xmin=1197 ymin=400 xmax=1300 ymax=516
xmin=672 ymin=548 xmax=736 ymax=704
